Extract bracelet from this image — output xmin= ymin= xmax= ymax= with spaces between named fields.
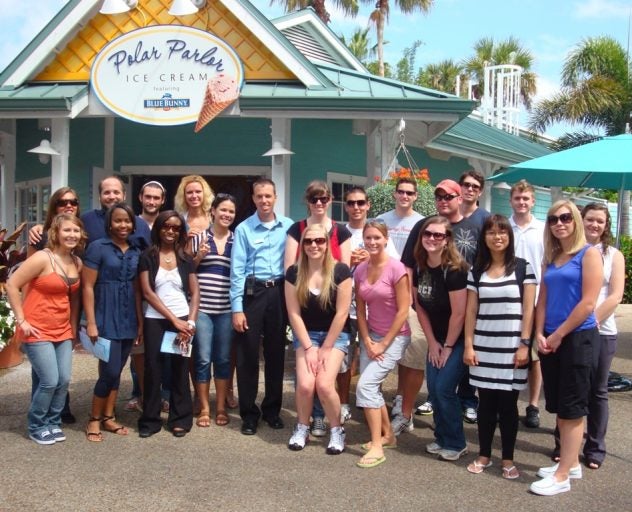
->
xmin=304 ymin=344 xmax=313 ymax=351
xmin=17 ymin=318 xmax=25 ymax=326
xmin=519 ymin=338 xmax=531 ymax=347
xmin=187 ymin=320 xmax=196 ymax=329
xmin=444 ymin=344 xmax=454 ymax=349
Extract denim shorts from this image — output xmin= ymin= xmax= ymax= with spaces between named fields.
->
xmin=292 ymin=330 xmax=350 ymax=353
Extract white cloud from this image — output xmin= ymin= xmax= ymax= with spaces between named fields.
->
xmin=573 ymin=0 xmax=632 ymax=19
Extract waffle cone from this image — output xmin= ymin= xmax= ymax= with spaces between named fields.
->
xmin=194 ymin=75 xmax=240 ymax=133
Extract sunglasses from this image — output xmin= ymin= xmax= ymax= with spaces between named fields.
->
xmin=396 ymin=189 xmax=416 ymax=197
xmin=308 ymin=196 xmax=330 ymax=205
xmin=303 ymin=237 xmax=327 ymax=246
xmin=346 ymin=199 xmax=367 ymax=208
xmin=56 ymin=198 xmax=79 ymax=207
xmin=434 ymin=193 xmax=458 ymax=202
xmin=422 ymin=230 xmax=448 ymax=241
xmin=461 ymin=182 xmax=481 ymax=191
xmin=547 ymin=213 xmax=574 ymax=225
xmin=161 ymin=223 xmax=182 ymax=232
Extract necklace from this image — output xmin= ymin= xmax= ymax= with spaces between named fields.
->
xmin=160 ymin=251 xmax=174 ymax=263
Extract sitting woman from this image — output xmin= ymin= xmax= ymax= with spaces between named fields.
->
xmin=285 ymin=224 xmax=352 ymax=454
xmin=464 ymin=214 xmax=536 ymax=479
xmin=6 ymin=213 xmax=86 ymax=444
xmin=355 ymin=220 xmax=410 ymax=468
xmin=83 ymin=203 xmax=143 ymax=442
xmin=138 ymin=211 xmax=199 ymax=438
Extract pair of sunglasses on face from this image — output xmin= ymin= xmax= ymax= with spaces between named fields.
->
xmin=547 ymin=213 xmax=573 ymax=225
xmin=308 ymin=196 xmax=330 ymax=205
xmin=56 ymin=198 xmax=79 ymax=207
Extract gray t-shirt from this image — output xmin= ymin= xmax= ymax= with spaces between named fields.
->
xmin=377 ymin=209 xmax=424 ymax=258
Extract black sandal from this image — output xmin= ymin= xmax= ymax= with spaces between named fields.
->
xmin=85 ymin=416 xmax=103 ymax=442
xmin=101 ymin=415 xmax=129 ymax=436
xmin=585 ymin=459 xmax=602 ymax=469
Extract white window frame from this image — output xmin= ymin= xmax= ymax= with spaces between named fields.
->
xmin=327 ymin=172 xmax=368 ymax=222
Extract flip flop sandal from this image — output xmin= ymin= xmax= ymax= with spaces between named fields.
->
xmin=85 ymin=416 xmax=103 ymax=443
xmin=467 ymin=460 xmax=492 ymax=474
xmin=356 ymin=455 xmax=386 ymax=468
xmin=361 ymin=442 xmax=396 ymax=452
xmin=101 ymin=416 xmax=129 ymax=436
xmin=585 ymin=459 xmax=602 ymax=470
xmin=502 ymin=465 xmax=520 ymax=479
xmin=215 ymin=411 xmax=230 ymax=426
xmin=196 ymin=412 xmax=211 ymax=428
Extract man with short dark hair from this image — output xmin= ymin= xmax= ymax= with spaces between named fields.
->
xmin=230 ymin=178 xmax=293 ymax=436
xmin=138 ymin=180 xmax=166 ymax=229
xmin=459 ymin=170 xmax=490 ymax=229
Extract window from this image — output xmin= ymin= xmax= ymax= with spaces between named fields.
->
xmin=15 ymin=179 xmax=51 ymax=243
xmin=328 ymin=172 xmax=368 ymax=222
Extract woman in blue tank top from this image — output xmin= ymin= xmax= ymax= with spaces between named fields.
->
xmin=530 ymin=200 xmax=602 ymax=496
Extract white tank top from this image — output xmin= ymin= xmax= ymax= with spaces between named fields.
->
xmin=597 ymin=244 xmax=617 ymax=336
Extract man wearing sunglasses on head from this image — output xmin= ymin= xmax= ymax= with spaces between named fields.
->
xmin=459 ymin=170 xmax=491 ymax=229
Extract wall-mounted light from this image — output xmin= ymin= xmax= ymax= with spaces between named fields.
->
xmin=27 ymin=140 xmax=60 ymax=165
xmin=169 ymin=0 xmax=207 ymax=15
xmin=100 ymin=0 xmax=138 ymax=14
xmin=262 ymin=141 xmax=294 ymax=165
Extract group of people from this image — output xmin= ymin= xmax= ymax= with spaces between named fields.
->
xmin=5 ymin=170 xmax=623 ymax=496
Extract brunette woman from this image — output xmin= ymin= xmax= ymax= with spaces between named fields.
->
xmin=464 ymin=215 xmax=536 ymax=479
xmin=581 ymin=203 xmax=624 ymax=469
xmin=27 ymin=187 xmax=81 ymax=257
xmin=354 ymin=220 xmax=410 ymax=468
xmin=6 ymin=213 xmax=86 ymax=444
xmin=83 ymin=203 xmax=143 ymax=442
xmin=530 ymin=200 xmax=602 ymax=496
xmin=413 ymin=216 xmax=469 ymax=462
xmin=138 ymin=211 xmax=199 ymax=437
xmin=285 ymin=224 xmax=352 ymax=454
xmin=191 ymin=194 xmax=236 ymax=427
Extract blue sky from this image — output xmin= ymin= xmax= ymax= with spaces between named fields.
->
xmin=0 ymin=0 xmax=629 ymax=137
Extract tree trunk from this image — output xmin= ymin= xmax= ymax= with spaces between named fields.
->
xmin=377 ymin=17 xmax=385 ymax=77
xmin=620 ymin=190 xmax=630 ymax=238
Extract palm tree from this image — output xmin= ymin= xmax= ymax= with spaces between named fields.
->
xmin=529 ymin=36 xmax=632 ymax=235
xmin=270 ymin=0 xmax=358 ymax=24
xmin=462 ymin=36 xmax=537 ymax=109
xmin=364 ymin=0 xmax=434 ymax=77
xmin=339 ymin=27 xmax=373 ymax=63
xmin=417 ymin=59 xmax=466 ymax=95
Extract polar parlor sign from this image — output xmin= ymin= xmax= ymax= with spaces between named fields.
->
xmin=91 ymin=25 xmax=244 ymax=127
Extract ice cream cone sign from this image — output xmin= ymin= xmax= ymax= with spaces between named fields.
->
xmin=194 ymin=74 xmax=240 ymax=133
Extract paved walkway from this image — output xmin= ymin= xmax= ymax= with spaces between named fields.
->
xmin=2 ymin=306 xmax=632 ymax=511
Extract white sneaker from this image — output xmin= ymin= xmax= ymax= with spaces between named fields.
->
xmin=288 ymin=424 xmax=310 ymax=451
xmin=426 ymin=441 xmax=443 ymax=454
xmin=310 ymin=417 xmax=327 ymax=437
xmin=415 ymin=401 xmax=433 ymax=416
xmin=340 ymin=404 xmax=352 ymax=424
xmin=391 ymin=394 xmax=403 ymax=418
xmin=391 ymin=414 xmax=414 ymax=436
xmin=326 ymin=426 xmax=345 ymax=455
xmin=463 ymin=407 xmax=477 ymax=423
xmin=530 ymin=475 xmax=571 ymax=496
xmin=537 ymin=463 xmax=582 ymax=479
xmin=438 ymin=447 xmax=468 ymax=461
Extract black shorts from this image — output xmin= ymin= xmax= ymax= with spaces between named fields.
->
xmin=539 ymin=328 xmax=599 ymax=420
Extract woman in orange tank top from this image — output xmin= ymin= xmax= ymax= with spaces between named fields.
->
xmin=6 ymin=213 xmax=86 ymax=445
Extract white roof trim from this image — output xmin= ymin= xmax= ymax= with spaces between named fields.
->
xmin=2 ymin=1 xmax=99 ymax=88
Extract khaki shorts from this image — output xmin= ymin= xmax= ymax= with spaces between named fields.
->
xmin=399 ymin=308 xmax=427 ymax=370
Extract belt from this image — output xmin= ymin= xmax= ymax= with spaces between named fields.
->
xmin=255 ymin=278 xmax=284 ymax=288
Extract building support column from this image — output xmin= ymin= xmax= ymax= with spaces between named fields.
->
xmin=467 ymin=158 xmax=500 ymax=212
xmin=267 ymin=118 xmax=292 ymax=217
xmin=0 ymin=123 xmax=16 ymax=231
xmin=51 ymin=118 xmax=70 ymax=191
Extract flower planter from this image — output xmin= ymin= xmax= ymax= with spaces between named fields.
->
xmin=0 ymin=334 xmax=23 ymax=369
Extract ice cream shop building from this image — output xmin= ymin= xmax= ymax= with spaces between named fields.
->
xmin=0 ymin=0 xmax=550 ymax=229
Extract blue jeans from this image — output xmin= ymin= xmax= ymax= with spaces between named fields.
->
xmin=426 ymin=342 xmax=466 ymax=451
xmin=23 ymin=340 xmax=72 ymax=435
xmin=194 ymin=311 xmax=233 ymax=382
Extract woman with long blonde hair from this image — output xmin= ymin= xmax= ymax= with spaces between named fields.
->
xmin=174 ymin=175 xmax=214 ymax=241
xmin=285 ymin=224 xmax=352 ymax=455
xmin=530 ymin=200 xmax=602 ymax=496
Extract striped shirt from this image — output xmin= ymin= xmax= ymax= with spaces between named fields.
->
xmin=193 ymin=229 xmax=233 ymax=315
xmin=467 ymin=263 xmax=536 ymax=391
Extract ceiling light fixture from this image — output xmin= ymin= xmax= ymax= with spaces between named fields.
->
xmin=28 ymin=140 xmax=60 ymax=165
xmin=169 ymin=0 xmax=207 ymax=16
xmin=99 ymin=0 xmax=138 ymax=14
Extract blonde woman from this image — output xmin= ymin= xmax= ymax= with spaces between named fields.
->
xmin=174 ymin=175 xmax=214 ymax=240
xmin=285 ymin=224 xmax=352 ymax=454
xmin=530 ymin=200 xmax=602 ymax=496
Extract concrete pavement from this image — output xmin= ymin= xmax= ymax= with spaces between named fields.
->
xmin=1 ymin=306 xmax=632 ymax=511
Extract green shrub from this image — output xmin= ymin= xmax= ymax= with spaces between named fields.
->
xmin=618 ymin=235 xmax=632 ymax=304
xmin=366 ymin=168 xmax=436 ymax=217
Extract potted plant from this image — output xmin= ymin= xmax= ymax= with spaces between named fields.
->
xmin=0 ymin=222 xmax=27 ymax=369
xmin=367 ymin=167 xmax=436 ymax=217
